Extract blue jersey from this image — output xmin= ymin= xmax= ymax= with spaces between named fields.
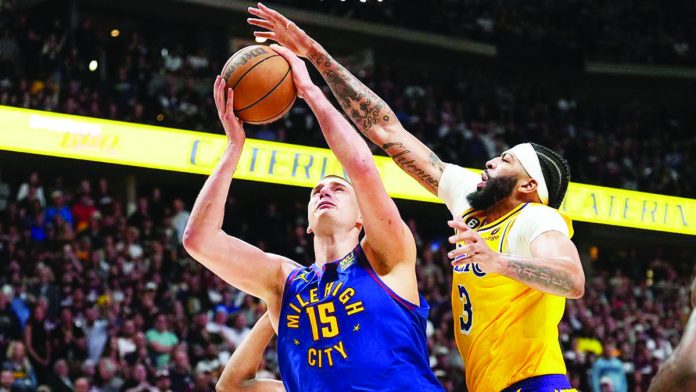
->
xmin=277 ymin=244 xmax=444 ymax=392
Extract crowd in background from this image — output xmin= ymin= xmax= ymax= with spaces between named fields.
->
xmin=0 ymin=3 xmax=695 ymax=389
xmin=1 ymin=1 xmax=695 ymax=198
xmin=273 ymin=0 xmax=696 ymax=65
xmin=0 ymin=169 xmax=692 ymax=392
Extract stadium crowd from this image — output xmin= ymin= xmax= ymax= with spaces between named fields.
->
xmin=0 ymin=169 xmax=692 ymax=392
xmin=272 ymin=0 xmax=696 ymax=65
xmin=1 ymin=1 xmax=695 ymax=199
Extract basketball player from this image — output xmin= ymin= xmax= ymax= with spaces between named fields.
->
xmin=216 ymin=312 xmax=284 ymax=392
xmin=647 ymin=276 xmax=696 ymax=392
xmin=249 ymin=4 xmax=585 ymax=391
xmin=183 ymin=51 xmax=443 ymax=390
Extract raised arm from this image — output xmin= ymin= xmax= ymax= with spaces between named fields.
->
xmin=183 ymin=77 xmax=295 ymax=306
xmin=216 ymin=313 xmax=285 ymax=392
xmin=248 ymin=4 xmax=446 ymax=196
xmin=272 ymin=45 xmax=414 ymax=269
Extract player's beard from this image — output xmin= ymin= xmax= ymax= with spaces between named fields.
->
xmin=466 ymin=174 xmax=518 ymax=211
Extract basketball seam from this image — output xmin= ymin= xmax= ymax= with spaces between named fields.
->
xmin=248 ymin=93 xmax=296 ymax=124
xmin=236 ymin=65 xmax=292 ymax=113
xmin=230 ymin=54 xmax=280 ymax=90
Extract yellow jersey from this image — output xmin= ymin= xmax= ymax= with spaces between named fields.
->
xmin=451 ymin=202 xmax=573 ymax=392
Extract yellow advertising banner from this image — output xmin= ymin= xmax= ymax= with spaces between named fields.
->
xmin=0 ymin=106 xmax=693 ymax=235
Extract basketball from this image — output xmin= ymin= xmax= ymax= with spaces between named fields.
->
xmin=221 ymin=45 xmax=297 ymax=124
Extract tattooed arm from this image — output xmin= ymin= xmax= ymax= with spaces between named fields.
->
xmin=448 ymin=222 xmax=585 ymax=298
xmin=501 ymin=231 xmax=585 ymax=298
xmin=248 ymin=4 xmax=446 ymax=196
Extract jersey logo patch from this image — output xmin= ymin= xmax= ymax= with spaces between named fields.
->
xmin=293 ymin=271 xmax=310 ymax=283
xmin=465 ymin=217 xmax=482 ymax=229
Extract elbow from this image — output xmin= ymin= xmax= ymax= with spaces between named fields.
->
xmin=568 ymin=276 xmax=585 ymax=299
xmin=216 ymin=378 xmax=242 ymax=392
xmin=182 ymin=230 xmax=197 ymax=253
xmin=182 ymin=228 xmax=208 ymax=255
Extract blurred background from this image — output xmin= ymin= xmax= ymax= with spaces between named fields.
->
xmin=0 ymin=0 xmax=695 ymax=391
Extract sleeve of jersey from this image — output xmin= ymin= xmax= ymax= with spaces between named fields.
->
xmin=507 ymin=205 xmax=571 ymax=257
xmin=437 ymin=164 xmax=480 ymax=217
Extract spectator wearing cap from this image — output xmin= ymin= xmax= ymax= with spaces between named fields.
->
xmin=592 ymin=342 xmax=628 ymax=392
xmin=205 ymin=307 xmax=234 ymax=356
xmin=155 ymin=369 xmax=172 ymax=392
xmin=146 ymin=313 xmax=178 ymax=369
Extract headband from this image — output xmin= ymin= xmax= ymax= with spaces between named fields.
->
xmin=508 ymin=143 xmax=549 ymax=205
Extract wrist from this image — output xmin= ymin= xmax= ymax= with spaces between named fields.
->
xmin=494 ymin=253 xmax=509 ymax=275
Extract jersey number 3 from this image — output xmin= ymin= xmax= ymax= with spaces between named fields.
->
xmin=458 ymin=284 xmax=473 ymax=334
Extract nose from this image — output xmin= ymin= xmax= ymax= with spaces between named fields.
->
xmin=485 ymin=158 xmax=495 ymax=170
xmin=319 ymin=186 xmax=332 ymax=198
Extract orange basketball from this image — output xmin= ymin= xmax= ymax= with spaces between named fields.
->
xmin=221 ymin=45 xmax=297 ymax=125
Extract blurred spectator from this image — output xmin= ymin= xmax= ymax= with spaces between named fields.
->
xmin=146 ymin=313 xmax=179 ymax=370
xmin=170 ymin=199 xmax=190 ymax=245
xmin=23 ymin=304 xmax=50 ymax=383
xmin=1 ymin=341 xmax=37 ymax=392
xmin=50 ymin=359 xmax=73 ymax=392
xmin=592 ymin=342 xmax=628 ymax=392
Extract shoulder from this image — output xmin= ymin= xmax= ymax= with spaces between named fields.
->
xmin=516 ymin=203 xmax=572 ymax=237
xmin=438 ymin=164 xmax=480 ymax=217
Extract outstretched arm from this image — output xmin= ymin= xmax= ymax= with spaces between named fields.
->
xmin=648 ymin=277 xmax=696 ymax=392
xmin=447 ymin=222 xmax=585 ymax=299
xmin=273 ymin=45 xmax=414 ymax=269
xmin=216 ymin=313 xmax=285 ymax=392
xmin=183 ymin=77 xmax=294 ymax=305
xmin=248 ymin=4 xmax=447 ymax=196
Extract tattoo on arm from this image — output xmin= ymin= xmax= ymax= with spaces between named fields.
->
xmin=308 ymin=47 xmax=394 ymax=135
xmin=383 ymin=142 xmax=440 ymax=188
xmin=506 ymin=257 xmax=575 ymax=296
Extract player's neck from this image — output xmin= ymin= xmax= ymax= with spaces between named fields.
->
xmin=484 ymin=197 xmax=526 ymax=223
xmin=313 ymin=231 xmax=359 ymax=268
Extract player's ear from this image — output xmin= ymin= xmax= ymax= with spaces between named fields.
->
xmin=355 ymin=213 xmax=363 ymax=232
xmin=518 ymin=177 xmax=538 ymax=196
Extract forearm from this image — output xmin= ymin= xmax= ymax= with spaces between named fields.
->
xmin=303 ymin=86 xmax=375 ymax=174
xmin=497 ymin=254 xmax=585 ymax=298
xmin=184 ymin=143 xmax=242 ymax=241
xmin=217 ymin=314 xmax=283 ymax=392
xmin=649 ymin=308 xmax=696 ymax=392
xmin=307 ymin=42 xmax=396 ymax=141
xmin=307 ymin=43 xmax=445 ymax=194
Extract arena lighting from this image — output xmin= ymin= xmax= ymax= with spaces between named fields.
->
xmin=88 ymin=60 xmax=98 ymax=71
xmin=110 ymin=29 xmax=120 ymax=38
xmin=0 ymin=105 xmax=694 ymax=235
xmin=255 ymin=36 xmax=268 ymax=43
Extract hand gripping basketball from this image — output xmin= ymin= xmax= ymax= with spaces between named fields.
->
xmin=213 ymin=75 xmax=245 ymax=146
